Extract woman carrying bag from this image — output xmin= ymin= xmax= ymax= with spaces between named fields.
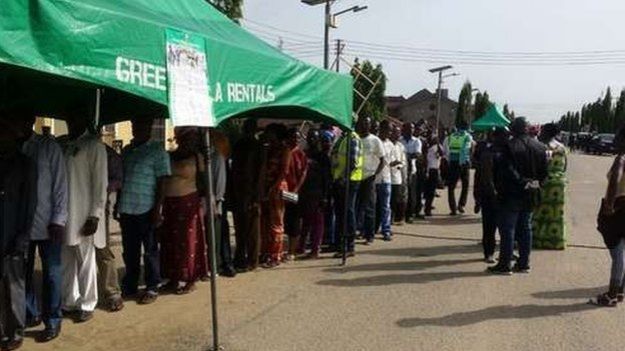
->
xmin=593 ymin=126 xmax=625 ymax=307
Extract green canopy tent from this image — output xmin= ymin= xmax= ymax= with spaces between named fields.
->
xmin=0 ymin=0 xmax=353 ymax=128
xmin=0 ymin=1 xmax=354 ymax=349
xmin=471 ymin=104 xmax=511 ymax=132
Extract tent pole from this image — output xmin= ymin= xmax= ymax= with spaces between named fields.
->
xmin=341 ymin=131 xmax=351 ymax=266
xmin=202 ymin=129 xmax=221 ymax=351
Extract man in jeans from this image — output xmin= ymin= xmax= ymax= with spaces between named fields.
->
xmin=19 ymin=115 xmax=68 ymax=342
xmin=331 ymin=131 xmax=363 ymax=257
xmin=375 ymin=121 xmax=395 ymax=241
xmin=356 ymin=117 xmax=385 ymax=245
xmin=116 ymin=117 xmax=171 ymax=304
xmin=444 ymin=121 xmax=473 ymax=215
xmin=400 ymin=123 xmax=423 ymax=223
xmin=488 ymin=118 xmax=548 ymax=275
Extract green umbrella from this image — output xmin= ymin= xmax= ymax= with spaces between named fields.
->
xmin=472 ymin=104 xmax=511 ymax=132
xmin=0 ymin=0 xmax=354 ymax=128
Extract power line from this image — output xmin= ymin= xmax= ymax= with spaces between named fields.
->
xmin=243 ymin=18 xmax=625 ymax=64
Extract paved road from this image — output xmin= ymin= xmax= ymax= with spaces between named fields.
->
xmin=26 ymin=153 xmax=621 ymax=351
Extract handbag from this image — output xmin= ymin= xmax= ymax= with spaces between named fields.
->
xmin=281 ymin=190 xmax=299 ymax=204
xmin=597 ymin=198 xmax=625 ymax=249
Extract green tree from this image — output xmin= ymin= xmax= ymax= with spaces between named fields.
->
xmin=207 ymin=0 xmax=243 ymax=21
xmin=473 ymin=91 xmax=491 ymax=121
xmin=351 ymin=58 xmax=388 ymax=121
xmin=503 ymin=103 xmax=516 ymax=120
xmin=455 ymin=81 xmax=472 ymax=126
xmin=615 ymin=89 xmax=625 ymax=129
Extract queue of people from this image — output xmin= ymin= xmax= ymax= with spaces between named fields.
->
xmin=2 ymin=103 xmax=578 ymax=350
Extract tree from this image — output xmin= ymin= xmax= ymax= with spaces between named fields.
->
xmin=455 ymin=81 xmax=472 ymax=126
xmin=207 ymin=0 xmax=243 ymax=21
xmin=615 ymin=89 xmax=625 ymax=130
xmin=503 ymin=103 xmax=516 ymax=121
xmin=473 ymin=91 xmax=491 ymax=121
xmin=351 ymin=58 xmax=388 ymax=121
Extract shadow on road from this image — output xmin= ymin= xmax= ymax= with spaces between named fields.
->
xmin=422 ymin=216 xmax=482 ymax=226
xmin=323 ymin=258 xmax=481 ymax=274
xmin=393 ymin=232 xmax=481 ymax=243
xmin=396 ymin=303 xmax=596 ymax=327
xmin=317 ymin=271 xmax=486 ymax=287
xmin=360 ymin=244 xmax=481 ymax=258
xmin=532 ymin=287 xmax=604 ymax=300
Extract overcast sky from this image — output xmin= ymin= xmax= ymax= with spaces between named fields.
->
xmin=242 ymin=0 xmax=625 ymax=123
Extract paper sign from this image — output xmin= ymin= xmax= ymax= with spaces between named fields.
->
xmin=166 ymin=28 xmax=214 ymax=127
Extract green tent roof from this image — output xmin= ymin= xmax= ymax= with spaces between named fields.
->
xmin=0 ymin=0 xmax=354 ymax=128
xmin=471 ymin=104 xmax=510 ymax=132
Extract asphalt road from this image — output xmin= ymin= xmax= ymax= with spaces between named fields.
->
xmin=25 ymin=153 xmax=621 ymax=351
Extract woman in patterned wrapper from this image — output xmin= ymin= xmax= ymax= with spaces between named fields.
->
xmin=160 ymin=127 xmax=209 ymax=295
xmin=532 ymin=123 xmax=568 ymax=250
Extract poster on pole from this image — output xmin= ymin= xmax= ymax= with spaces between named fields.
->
xmin=165 ymin=28 xmax=215 ymax=127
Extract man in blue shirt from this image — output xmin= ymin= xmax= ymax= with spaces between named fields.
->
xmin=19 ymin=115 xmax=68 ymax=343
xmin=116 ymin=117 xmax=171 ymax=305
xmin=445 ymin=121 xmax=474 ymax=216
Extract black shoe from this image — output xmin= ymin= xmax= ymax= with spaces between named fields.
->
xmin=26 ymin=316 xmax=42 ymax=328
xmin=487 ymin=264 xmax=512 ymax=275
xmin=220 ymin=266 xmax=237 ymax=278
xmin=383 ymin=235 xmax=392 ymax=242
xmin=513 ymin=264 xmax=531 ymax=274
xmin=458 ymin=207 xmax=465 ymax=214
xmin=449 ymin=212 xmax=458 ymax=216
xmin=37 ymin=326 xmax=61 ymax=343
xmin=484 ymin=256 xmax=497 ymax=264
xmin=415 ymin=214 xmax=426 ymax=220
xmin=76 ymin=310 xmax=93 ymax=323
xmin=2 ymin=338 xmax=23 ymax=351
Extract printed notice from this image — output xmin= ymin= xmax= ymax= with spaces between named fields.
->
xmin=166 ymin=28 xmax=214 ymax=127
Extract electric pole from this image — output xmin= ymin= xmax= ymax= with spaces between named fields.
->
xmin=335 ymin=39 xmax=342 ymax=72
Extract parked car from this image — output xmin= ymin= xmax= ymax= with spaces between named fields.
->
xmin=587 ymin=133 xmax=616 ymax=155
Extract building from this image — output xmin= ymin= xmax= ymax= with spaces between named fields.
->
xmin=386 ymin=89 xmax=458 ymax=129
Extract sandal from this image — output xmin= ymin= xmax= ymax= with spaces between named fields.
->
xmin=589 ymin=293 xmax=618 ymax=307
xmin=138 ymin=291 xmax=158 ymax=305
xmin=108 ymin=297 xmax=124 ymax=312
xmin=175 ymin=283 xmax=196 ymax=295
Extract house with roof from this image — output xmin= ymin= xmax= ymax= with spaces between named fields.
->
xmin=386 ymin=89 xmax=458 ymax=129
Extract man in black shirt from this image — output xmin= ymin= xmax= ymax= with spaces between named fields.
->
xmin=488 ymin=118 xmax=548 ymax=275
xmin=0 ymin=116 xmax=37 ymax=351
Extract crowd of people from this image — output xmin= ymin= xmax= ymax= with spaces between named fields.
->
xmin=0 ymin=101 xmax=578 ymax=350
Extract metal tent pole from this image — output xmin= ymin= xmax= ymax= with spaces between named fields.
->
xmin=202 ymin=129 xmax=221 ymax=351
xmin=341 ymin=131 xmax=351 ymax=266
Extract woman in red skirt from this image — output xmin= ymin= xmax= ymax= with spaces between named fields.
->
xmin=160 ymin=127 xmax=209 ymax=294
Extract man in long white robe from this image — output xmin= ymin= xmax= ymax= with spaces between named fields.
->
xmin=59 ymin=113 xmax=107 ymax=323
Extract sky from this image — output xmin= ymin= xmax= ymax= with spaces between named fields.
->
xmin=242 ymin=0 xmax=625 ymax=123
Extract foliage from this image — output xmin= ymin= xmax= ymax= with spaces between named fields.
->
xmin=351 ymin=58 xmax=388 ymax=121
xmin=473 ymin=91 xmax=491 ymax=121
xmin=503 ymin=103 xmax=516 ymax=120
xmin=455 ymin=81 xmax=472 ymax=126
xmin=207 ymin=0 xmax=243 ymax=21
xmin=558 ymin=87 xmax=625 ymax=133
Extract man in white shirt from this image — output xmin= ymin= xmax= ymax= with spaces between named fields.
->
xmin=400 ymin=123 xmax=424 ymax=222
xmin=58 ymin=109 xmax=107 ymax=324
xmin=356 ymin=117 xmax=385 ymax=244
xmin=390 ymin=125 xmax=407 ymax=225
xmin=375 ymin=121 xmax=397 ymax=241
xmin=424 ymin=134 xmax=443 ymax=216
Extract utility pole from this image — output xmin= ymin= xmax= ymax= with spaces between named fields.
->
xmin=324 ymin=0 xmax=331 ymax=69
xmin=335 ymin=39 xmax=342 ymax=72
xmin=429 ymin=65 xmax=453 ymax=135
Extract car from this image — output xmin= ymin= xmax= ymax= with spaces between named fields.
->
xmin=587 ymin=133 xmax=616 ymax=155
